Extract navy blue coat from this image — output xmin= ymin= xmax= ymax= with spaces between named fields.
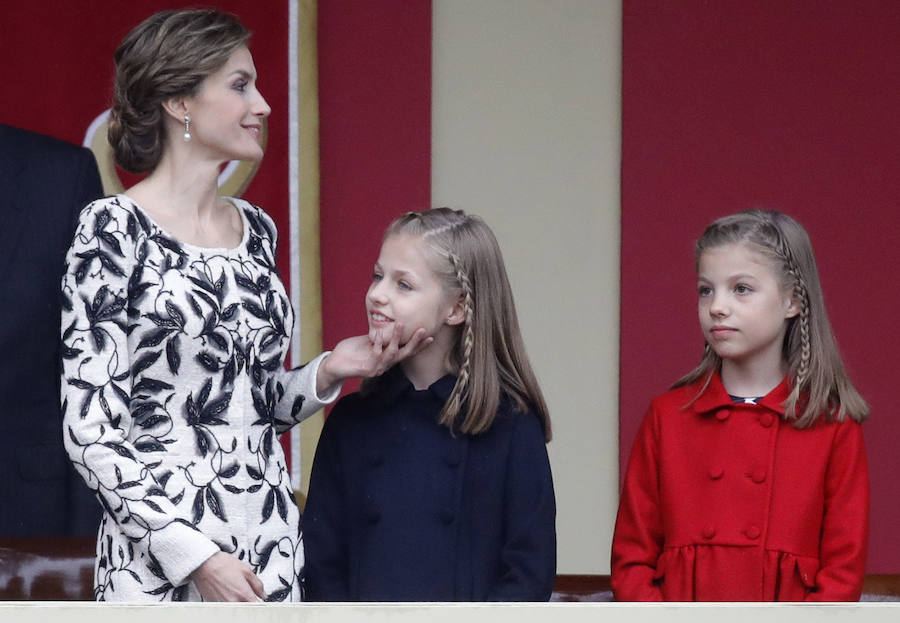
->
xmin=303 ymin=367 xmax=556 ymax=601
xmin=0 ymin=124 xmax=103 ymax=536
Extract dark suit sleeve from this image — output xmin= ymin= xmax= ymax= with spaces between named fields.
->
xmin=486 ymin=410 xmax=557 ymax=601
xmin=70 ymin=146 xmax=104 ymax=225
xmin=303 ymin=400 xmax=351 ymax=600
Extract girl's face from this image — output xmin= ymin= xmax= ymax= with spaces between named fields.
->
xmin=183 ymin=46 xmax=271 ymax=163
xmin=366 ymin=233 xmax=463 ymax=347
xmin=697 ymin=242 xmax=799 ymax=372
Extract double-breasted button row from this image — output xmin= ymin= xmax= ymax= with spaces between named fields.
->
xmin=706 ymin=466 xmax=766 ymax=483
xmin=701 ymin=525 xmax=761 ymax=540
xmin=361 ymin=506 xmax=457 ymax=526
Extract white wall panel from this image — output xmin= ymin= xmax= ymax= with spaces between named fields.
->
xmin=432 ymin=0 xmax=621 ymax=573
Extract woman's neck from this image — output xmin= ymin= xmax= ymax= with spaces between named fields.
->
xmin=127 ymin=150 xmax=222 ymax=222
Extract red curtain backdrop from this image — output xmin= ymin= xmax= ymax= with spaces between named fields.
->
xmin=318 ymin=0 xmax=432 ymax=395
xmin=2 ymin=0 xmax=295 ymax=461
xmin=621 ymin=0 xmax=900 ymax=572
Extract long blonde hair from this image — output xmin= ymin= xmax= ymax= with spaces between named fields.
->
xmin=674 ymin=210 xmax=868 ymax=428
xmin=366 ymin=208 xmax=551 ymax=441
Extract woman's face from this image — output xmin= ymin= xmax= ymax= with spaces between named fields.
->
xmin=185 ymin=45 xmax=271 ymax=163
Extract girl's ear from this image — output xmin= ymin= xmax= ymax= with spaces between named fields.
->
xmin=445 ymin=295 xmax=466 ymax=326
xmin=785 ymin=292 xmax=801 ymax=319
xmin=161 ymin=97 xmax=189 ymax=123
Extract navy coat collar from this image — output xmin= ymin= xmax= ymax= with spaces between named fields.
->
xmin=374 ymin=365 xmax=458 ymax=406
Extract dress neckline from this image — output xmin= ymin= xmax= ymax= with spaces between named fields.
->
xmin=117 ymin=193 xmax=250 ymax=254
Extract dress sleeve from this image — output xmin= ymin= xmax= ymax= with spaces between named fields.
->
xmin=610 ymin=403 xmax=665 ymax=601
xmin=302 ymin=398 xmax=351 ymax=600
xmin=486 ymin=410 xmax=557 ymax=601
xmin=808 ymin=419 xmax=869 ymax=601
xmin=61 ymin=201 xmax=218 ymax=587
xmin=270 ymin=353 xmax=341 ymax=434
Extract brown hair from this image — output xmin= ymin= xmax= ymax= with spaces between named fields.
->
xmin=674 ymin=210 xmax=868 ymax=427
xmin=367 ymin=208 xmax=551 ymax=441
xmin=108 ymin=9 xmax=250 ymax=173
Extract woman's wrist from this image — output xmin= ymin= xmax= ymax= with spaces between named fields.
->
xmin=315 ymin=353 xmax=340 ymax=396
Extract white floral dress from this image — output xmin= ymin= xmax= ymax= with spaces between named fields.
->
xmin=61 ymin=195 xmax=335 ymax=601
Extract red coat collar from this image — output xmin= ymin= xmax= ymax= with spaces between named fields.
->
xmin=690 ymin=370 xmax=791 ymax=416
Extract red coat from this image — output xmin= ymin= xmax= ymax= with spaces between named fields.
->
xmin=611 ymin=373 xmax=869 ymax=601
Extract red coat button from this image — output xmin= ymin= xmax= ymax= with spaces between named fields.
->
xmin=702 ymin=525 xmax=716 ymax=539
xmin=745 ymin=525 xmax=761 ymax=539
xmin=759 ymin=413 xmax=775 ymax=428
xmin=709 ymin=466 xmax=724 ymax=480
xmin=750 ymin=468 xmax=767 ymax=483
xmin=715 ymin=409 xmax=730 ymax=422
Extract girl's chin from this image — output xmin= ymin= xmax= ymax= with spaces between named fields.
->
xmin=368 ymin=325 xmax=397 ymax=344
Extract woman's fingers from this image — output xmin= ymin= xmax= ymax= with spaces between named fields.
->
xmin=398 ymin=328 xmax=432 ymax=358
xmin=246 ymin=569 xmax=266 ymax=600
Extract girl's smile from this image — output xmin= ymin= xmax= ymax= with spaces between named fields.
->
xmin=365 ymin=233 xmax=464 ymax=384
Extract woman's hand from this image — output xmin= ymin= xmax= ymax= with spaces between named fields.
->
xmin=190 ymin=551 xmax=266 ymax=602
xmin=315 ymin=324 xmax=433 ymax=395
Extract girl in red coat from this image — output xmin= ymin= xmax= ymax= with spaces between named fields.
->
xmin=611 ymin=210 xmax=869 ymax=601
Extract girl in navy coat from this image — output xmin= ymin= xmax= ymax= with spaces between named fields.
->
xmin=303 ymin=208 xmax=556 ymax=601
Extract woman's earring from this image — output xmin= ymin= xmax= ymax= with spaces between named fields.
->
xmin=183 ymin=115 xmax=192 ymax=142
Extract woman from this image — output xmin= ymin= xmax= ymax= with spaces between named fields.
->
xmin=60 ymin=9 xmax=427 ymax=602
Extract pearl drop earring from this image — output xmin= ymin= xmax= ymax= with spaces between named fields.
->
xmin=183 ymin=115 xmax=192 ymax=142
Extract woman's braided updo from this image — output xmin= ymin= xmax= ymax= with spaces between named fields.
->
xmin=108 ymin=9 xmax=250 ymax=173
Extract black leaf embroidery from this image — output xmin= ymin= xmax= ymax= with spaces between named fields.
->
xmin=166 ymin=335 xmax=181 ymax=374
xmin=221 ymin=303 xmax=239 ymax=321
xmin=99 ymin=231 xmax=124 ymax=257
xmin=192 ymin=489 xmax=205 ymax=525
xmin=261 ymin=489 xmax=274 ymax=524
xmin=274 ymin=487 xmax=287 ymax=522
xmin=256 ymin=539 xmax=277 ymax=571
xmin=144 ymin=583 xmax=173 ymax=596
xmin=206 ymin=486 xmax=226 ymax=521
xmin=194 ymin=428 xmax=210 ymax=457
xmin=234 ymin=272 xmax=261 ymax=294
xmin=290 ymin=395 xmax=305 ymax=418
xmin=134 ymin=439 xmax=166 ymax=453
xmin=187 ymin=294 xmax=204 ymax=318
xmin=137 ymin=327 xmax=172 ymax=350
xmin=132 ymin=377 xmax=175 ymax=394
xmin=218 ymin=463 xmax=240 ymax=479
xmin=131 ymin=352 xmax=161 ymax=377
xmin=242 ymin=299 xmax=269 ymax=321
xmin=196 ymin=351 xmax=220 ymax=372
xmin=197 ymin=378 xmax=212 ymax=410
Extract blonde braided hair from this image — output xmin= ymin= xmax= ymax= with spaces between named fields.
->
xmin=441 ymin=252 xmax=475 ymax=428
xmin=674 ymin=209 xmax=868 ymax=427
xmin=363 ymin=208 xmax=551 ymax=440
